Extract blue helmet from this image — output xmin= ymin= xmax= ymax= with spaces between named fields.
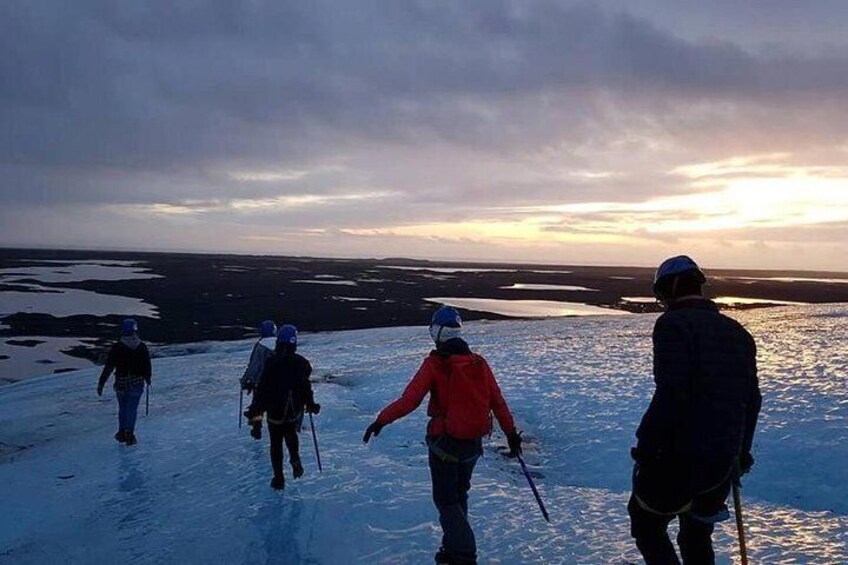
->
xmin=431 ymin=305 xmax=461 ymax=328
xmin=260 ymin=320 xmax=277 ymax=338
xmin=653 ymin=255 xmax=706 ymax=299
xmin=277 ymin=324 xmax=298 ymax=346
xmin=121 ymin=318 xmax=138 ymax=336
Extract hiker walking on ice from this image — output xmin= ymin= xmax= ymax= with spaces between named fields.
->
xmin=629 ymin=256 xmax=762 ymax=564
xmin=97 ymin=318 xmax=152 ymax=446
xmin=363 ymin=305 xmax=522 ymax=565
xmin=247 ymin=324 xmax=320 ymax=490
xmin=240 ymin=320 xmax=277 ymax=440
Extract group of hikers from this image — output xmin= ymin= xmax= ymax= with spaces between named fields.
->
xmin=95 ymin=255 xmax=762 ymax=565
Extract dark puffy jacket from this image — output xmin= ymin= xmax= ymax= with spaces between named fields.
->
xmin=98 ymin=337 xmax=152 ymax=391
xmin=254 ymin=350 xmax=314 ymax=423
xmin=636 ymin=299 xmax=761 ymax=490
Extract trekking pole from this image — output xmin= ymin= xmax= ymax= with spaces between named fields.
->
xmin=239 ymin=389 xmax=243 ymax=429
xmin=518 ymin=454 xmax=550 ymax=523
xmin=145 ymin=384 xmax=150 ymax=416
xmin=309 ymin=412 xmax=323 ymax=473
xmin=732 ymin=471 xmax=749 ymax=565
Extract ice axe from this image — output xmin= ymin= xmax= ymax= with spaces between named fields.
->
xmin=518 ymin=454 xmax=550 ymax=523
xmin=309 ymin=412 xmax=323 ymax=473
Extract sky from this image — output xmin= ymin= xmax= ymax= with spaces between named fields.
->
xmin=2 ymin=1 xmax=848 ymax=271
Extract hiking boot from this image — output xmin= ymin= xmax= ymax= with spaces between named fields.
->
xmin=124 ymin=432 xmax=137 ymax=446
xmin=114 ymin=430 xmax=126 ymax=443
xmin=291 ymin=459 xmax=304 ymax=479
xmin=270 ymin=476 xmax=285 ymax=490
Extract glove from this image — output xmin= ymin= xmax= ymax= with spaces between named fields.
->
xmin=506 ymin=430 xmax=523 ymax=458
xmin=250 ymin=422 xmax=262 ymax=440
xmin=306 ymin=402 xmax=321 ymax=415
xmin=362 ymin=420 xmax=384 ymax=443
xmin=97 ymin=383 xmax=104 ymax=397
xmin=739 ymin=452 xmax=754 ymax=476
xmin=244 ymin=408 xmax=262 ymax=423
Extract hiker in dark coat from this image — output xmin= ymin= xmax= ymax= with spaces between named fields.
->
xmin=629 ymin=256 xmax=762 ymax=565
xmin=97 ymin=318 xmax=152 ymax=446
xmin=363 ymin=306 xmax=522 ymax=565
xmin=248 ymin=324 xmax=320 ymax=490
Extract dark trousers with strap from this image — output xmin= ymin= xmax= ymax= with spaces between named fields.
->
xmin=268 ymin=421 xmax=300 ymax=479
xmin=428 ymin=436 xmax=482 ymax=561
xmin=628 ymin=478 xmax=732 ymax=565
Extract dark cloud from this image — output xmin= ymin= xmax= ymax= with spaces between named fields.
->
xmin=1 ymin=1 xmax=847 ymax=268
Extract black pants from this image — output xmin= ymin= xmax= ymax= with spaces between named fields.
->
xmin=268 ymin=422 xmax=299 ymax=479
xmin=628 ymin=480 xmax=732 ymax=565
xmin=428 ymin=436 xmax=482 ymax=560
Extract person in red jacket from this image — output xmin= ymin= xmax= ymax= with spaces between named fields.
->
xmin=363 ymin=305 xmax=522 ymax=565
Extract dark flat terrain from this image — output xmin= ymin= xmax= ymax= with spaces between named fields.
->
xmin=2 ymin=247 xmax=848 ymax=364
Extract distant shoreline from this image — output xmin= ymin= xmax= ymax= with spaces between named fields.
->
xmin=2 ymin=248 xmax=848 ymax=382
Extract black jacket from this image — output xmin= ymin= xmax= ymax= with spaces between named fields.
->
xmin=98 ymin=337 xmax=152 ymax=391
xmin=254 ymin=350 xmax=314 ymax=423
xmin=636 ymin=299 xmax=761 ymax=489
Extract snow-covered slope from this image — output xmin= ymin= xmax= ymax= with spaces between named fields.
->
xmin=1 ymin=305 xmax=847 ymax=564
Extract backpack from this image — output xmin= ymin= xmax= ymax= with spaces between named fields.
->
xmin=263 ymin=354 xmax=306 ymax=424
xmin=443 ymin=355 xmax=493 ymax=440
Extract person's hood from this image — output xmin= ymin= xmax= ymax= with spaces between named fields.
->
xmin=668 ymin=297 xmax=719 ymax=312
xmin=120 ymin=335 xmax=141 ymax=349
xmin=258 ymin=336 xmax=276 ymax=350
xmin=434 ymin=337 xmax=472 ymax=356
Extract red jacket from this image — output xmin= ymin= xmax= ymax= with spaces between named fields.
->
xmin=377 ymin=352 xmax=516 ymax=438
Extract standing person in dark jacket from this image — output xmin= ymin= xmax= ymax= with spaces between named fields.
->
xmin=249 ymin=324 xmax=320 ymax=490
xmin=97 ymin=318 xmax=152 ymax=446
xmin=240 ymin=320 xmax=277 ymax=440
xmin=363 ymin=306 xmax=522 ymax=565
xmin=629 ymin=256 xmax=762 ymax=565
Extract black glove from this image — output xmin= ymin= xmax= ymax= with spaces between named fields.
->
xmin=630 ymin=446 xmax=649 ymax=464
xmin=97 ymin=383 xmax=104 ymax=397
xmin=306 ymin=402 xmax=321 ymax=415
xmin=250 ymin=422 xmax=262 ymax=440
xmin=506 ymin=430 xmax=522 ymax=458
xmin=363 ymin=420 xmax=384 ymax=443
xmin=739 ymin=452 xmax=754 ymax=476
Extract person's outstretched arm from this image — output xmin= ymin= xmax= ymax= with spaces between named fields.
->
xmin=636 ymin=316 xmax=692 ymax=456
xmin=140 ymin=342 xmax=152 ymax=384
xmin=484 ymin=359 xmax=516 ymax=435
xmin=301 ymin=358 xmax=320 ymax=413
xmin=97 ymin=345 xmax=117 ymax=396
xmin=363 ymin=359 xmax=433 ymax=442
xmin=741 ymin=335 xmax=761 ymax=473
xmin=483 ymin=358 xmax=522 ymax=456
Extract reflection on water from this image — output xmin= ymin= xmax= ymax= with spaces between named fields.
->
xmin=714 ymin=296 xmax=807 ymax=306
xmin=425 ymin=297 xmax=628 ymax=317
xmin=726 ymin=276 xmax=848 ymax=284
xmin=500 ymin=284 xmax=599 ymax=291
xmin=620 ymin=296 xmax=657 ymax=304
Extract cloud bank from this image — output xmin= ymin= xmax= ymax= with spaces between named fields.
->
xmin=1 ymin=1 xmax=847 ymax=269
